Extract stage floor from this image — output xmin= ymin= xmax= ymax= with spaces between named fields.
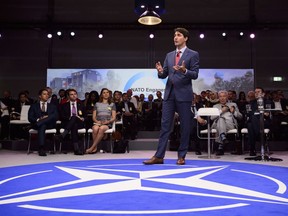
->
xmin=1 ymin=149 xmax=288 ymax=216
xmin=0 ymin=149 xmax=287 ymax=168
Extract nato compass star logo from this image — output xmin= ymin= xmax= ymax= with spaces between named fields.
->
xmin=0 ymin=159 xmax=288 ymax=215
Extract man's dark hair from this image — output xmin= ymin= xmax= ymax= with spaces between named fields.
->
xmin=58 ymin=89 xmax=65 ymax=94
xmin=255 ymin=87 xmax=265 ymax=92
xmin=174 ymin=27 xmax=189 ymax=39
xmin=38 ymin=88 xmax=48 ymax=96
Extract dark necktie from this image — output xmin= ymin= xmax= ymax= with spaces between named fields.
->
xmin=41 ymin=102 xmax=45 ymax=112
xmin=175 ymin=51 xmax=181 ymax=65
xmin=72 ymin=103 xmax=76 ymax=116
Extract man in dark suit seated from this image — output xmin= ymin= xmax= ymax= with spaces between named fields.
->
xmin=119 ymin=93 xmax=137 ymax=140
xmin=57 ymin=89 xmax=86 ymax=155
xmin=10 ymin=91 xmax=31 ymax=139
xmin=270 ymin=91 xmax=288 ymax=140
xmin=28 ymin=88 xmax=58 ymax=156
xmin=246 ymin=87 xmax=272 ymax=156
xmin=142 ymin=94 xmax=157 ymax=131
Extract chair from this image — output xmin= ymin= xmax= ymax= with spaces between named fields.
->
xmin=87 ymin=121 xmax=116 ymax=153
xmin=58 ymin=128 xmax=86 ymax=153
xmin=28 ymin=128 xmax=57 ymax=154
xmin=199 ymin=128 xmax=217 ymax=152
xmin=241 ymin=128 xmax=270 ymax=154
xmin=9 ymin=105 xmax=30 ymax=139
xmin=197 ymin=108 xmax=220 ymax=159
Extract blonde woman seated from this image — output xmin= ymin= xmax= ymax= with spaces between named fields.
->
xmin=86 ymin=88 xmax=116 ymax=154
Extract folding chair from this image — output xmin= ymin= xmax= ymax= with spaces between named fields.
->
xmin=58 ymin=128 xmax=86 ymax=153
xmin=9 ymin=105 xmax=30 ymax=139
xmin=241 ymin=128 xmax=270 ymax=154
xmin=28 ymin=128 xmax=57 ymax=154
xmin=87 ymin=121 xmax=116 ymax=153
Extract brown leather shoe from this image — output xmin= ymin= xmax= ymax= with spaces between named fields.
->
xmin=143 ymin=156 xmax=164 ymax=165
xmin=176 ymin=158 xmax=185 ymax=165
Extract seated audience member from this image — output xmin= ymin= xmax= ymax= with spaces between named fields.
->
xmin=227 ymin=90 xmax=237 ymax=103
xmin=45 ymin=87 xmax=56 ymax=105
xmin=143 ymin=94 xmax=157 ymax=131
xmin=137 ymin=93 xmax=145 ymax=129
xmin=112 ymin=90 xmax=123 ymax=138
xmin=236 ymin=91 xmax=248 ymax=130
xmin=126 ymin=89 xmax=138 ymax=109
xmin=10 ymin=91 xmax=31 ymax=139
xmin=205 ymin=91 xmax=219 ymax=107
xmin=82 ymin=92 xmax=90 ymax=107
xmin=211 ymin=90 xmax=243 ymax=155
xmin=199 ymin=90 xmax=208 ymax=105
xmin=190 ymin=93 xmax=207 ymax=155
xmin=119 ymin=93 xmax=138 ymax=140
xmin=84 ymin=90 xmax=99 ymax=129
xmin=236 ymin=91 xmax=248 ymax=114
xmin=11 ymin=91 xmax=31 ymax=119
xmin=57 ymin=89 xmax=86 ymax=155
xmin=57 ymin=89 xmax=66 ymax=105
xmin=246 ymin=90 xmax=256 ymax=102
xmin=113 ymin=90 xmax=123 ymax=121
xmin=85 ymin=88 xmax=116 ymax=154
xmin=59 ymin=89 xmax=69 ymax=105
xmin=270 ymin=91 xmax=288 ymax=140
xmin=23 ymin=90 xmax=35 ymax=104
xmin=0 ymin=90 xmax=14 ymax=140
xmin=246 ymin=87 xmax=272 ymax=156
xmin=28 ymin=88 xmax=58 ymax=156
xmin=277 ymin=90 xmax=287 ymax=102
xmin=154 ymin=91 xmax=163 ymax=129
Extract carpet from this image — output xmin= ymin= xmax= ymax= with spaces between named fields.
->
xmin=0 ymin=159 xmax=287 ymax=215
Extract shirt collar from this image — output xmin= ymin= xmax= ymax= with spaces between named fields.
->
xmin=176 ymin=46 xmax=187 ymax=54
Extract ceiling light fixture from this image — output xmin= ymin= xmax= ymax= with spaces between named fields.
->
xmin=138 ymin=8 xmax=162 ymax=25
xmin=250 ymin=33 xmax=255 ymax=39
xmin=98 ymin=33 xmax=103 ymax=39
xmin=69 ymin=31 xmax=75 ymax=39
xmin=222 ymin=32 xmax=228 ymax=40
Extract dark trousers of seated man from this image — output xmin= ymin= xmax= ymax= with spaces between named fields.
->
xmin=123 ymin=115 xmax=137 ymax=140
xmin=61 ymin=116 xmax=85 ymax=152
xmin=0 ymin=115 xmax=10 ymax=139
xmin=247 ymin=115 xmax=271 ymax=153
xmin=271 ymin=114 xmax=288 ymax=140
xmin=32 ymin=118 xmax=55 ymax=150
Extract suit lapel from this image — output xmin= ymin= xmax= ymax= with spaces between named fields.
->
xmin=178 ymin=48 xmax=188 ymax=66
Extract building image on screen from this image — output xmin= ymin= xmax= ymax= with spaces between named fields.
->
xmin=47 ymin=68 xmax=254 ymax=99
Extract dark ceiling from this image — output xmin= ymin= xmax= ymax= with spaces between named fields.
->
xmin=1 ymin=0 xmax=288 ymax=32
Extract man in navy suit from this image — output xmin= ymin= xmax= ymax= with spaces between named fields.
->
xmin=246 ymin=87 xmax=272 ymax=156
xmin=57 ymin=89 xmax=86 ymax=155
xmin=143 ymin=27 xmax=199 ymax=165
xmin=28 ymin=88 xmax=58 ymax=156
xmin=119 ymin=93 xmax=138 ymax=140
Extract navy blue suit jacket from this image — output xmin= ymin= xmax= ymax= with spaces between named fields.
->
xmin=159 ymin=48 xmax=199 ymax=102
xmin=28 ymin=102 xmax=58 ymax=128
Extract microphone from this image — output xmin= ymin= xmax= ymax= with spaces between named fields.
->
xmin=257 ymin=96 xmax=264 ymax=112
